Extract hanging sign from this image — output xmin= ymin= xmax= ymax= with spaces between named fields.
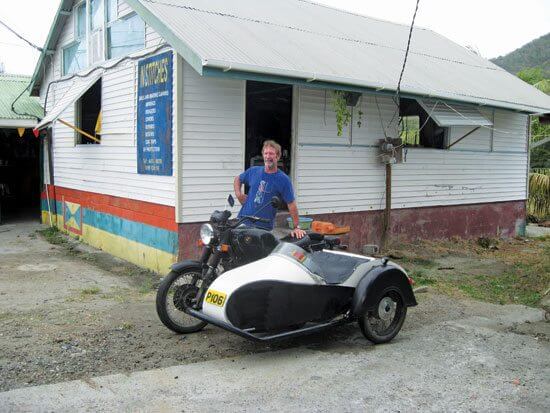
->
xmin=136 ymin=51 xmax=173 ymax=175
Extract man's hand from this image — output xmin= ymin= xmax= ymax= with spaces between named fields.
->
xmin=291 ymin=228 xmax=306 ymax=239
xmin=237 ymin=193 xmax=248 ymax=205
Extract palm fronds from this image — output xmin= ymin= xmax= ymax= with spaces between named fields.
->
xmin=528 ymin=173 xmax=550 ymax=219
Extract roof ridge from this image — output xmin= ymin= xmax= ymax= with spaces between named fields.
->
xmin=0 ymin=73 xmax=32 ymax=80
xmin=142 ymin=0 xmax=498 ymax=72
xmin=296 ymin=0 xmax=429 ymax=31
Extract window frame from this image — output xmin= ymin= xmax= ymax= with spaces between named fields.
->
xmin=74 ymin=78 xmax=103 ymax=146
xmin=106 ymin=11 xmax=146 ymax=59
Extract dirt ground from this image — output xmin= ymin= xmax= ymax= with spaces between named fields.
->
xmin=0 ymin=221 xmax=548 ymax=393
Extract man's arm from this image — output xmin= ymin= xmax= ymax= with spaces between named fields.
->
xmin=234 ymin=176 xmax=247 ymax=205
xmin=288 ymin=201 xmax=306 ymax=239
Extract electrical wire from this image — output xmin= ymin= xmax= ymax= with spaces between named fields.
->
xmin=0 ymin=18 xmax=46 ymax=121
xmin=43 ymin=43 xmax=169 ymax=121
xmin=0 ymin=18 xmax=43 ymax=52
xmin=386 ymin=0 xmax=421 ymax=136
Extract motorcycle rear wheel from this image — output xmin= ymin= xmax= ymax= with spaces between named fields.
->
xmin=358 ymin=289 xmax=407 ymax=344
xmin=156 ymin=269 xmax=208 ymax=334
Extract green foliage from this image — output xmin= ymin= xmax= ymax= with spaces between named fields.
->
xmin=331 ymin=91 xmax=352 ymax=136
xmin=491 ymin=32 xmax=550 ymax=76
xmin=527 ymin=173 xmax=550 ymax=219
xmin=399 ymin=116 xmax=420 ymax=145
xmin=517 ymin=67 xmax=546 ymax=84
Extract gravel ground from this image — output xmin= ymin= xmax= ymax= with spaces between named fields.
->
xmin=1 ymin=221 xmax=548 ymax=398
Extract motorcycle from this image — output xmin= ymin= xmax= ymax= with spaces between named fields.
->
xmin=156 ymin=196 xmax=417 ymax=343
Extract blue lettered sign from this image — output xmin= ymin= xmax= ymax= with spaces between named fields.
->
xmin=137 ymin=51 xmax=173 ymax=175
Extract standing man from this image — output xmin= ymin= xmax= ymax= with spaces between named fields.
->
xmin=234 ymin=140 xmax=306 ymax=239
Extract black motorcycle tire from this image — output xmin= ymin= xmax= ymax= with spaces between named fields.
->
xmin=358 ymin=289 xmax=407 ymax=344
xmin=156 ymin=269 xmax=208 ymax=334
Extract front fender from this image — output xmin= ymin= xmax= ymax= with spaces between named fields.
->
xmin=351 ymin=263 xmax=417 ymax=317
xmin=170 ymin=259 xmax=202 ymax=274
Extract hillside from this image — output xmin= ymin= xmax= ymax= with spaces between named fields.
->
xmin=491 ymin=33 xmax=550 ymax=76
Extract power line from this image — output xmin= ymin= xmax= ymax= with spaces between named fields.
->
xmin=395 ymin=0 xmax=420 ymax=104
xmin=0 ymin=18 xmax=43 ymax=52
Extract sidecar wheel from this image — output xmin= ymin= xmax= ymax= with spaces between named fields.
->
xmin=358 ymin=290 xmax=407 ymax=344
xmin=156 ymin=270 xmax=207 ymax=334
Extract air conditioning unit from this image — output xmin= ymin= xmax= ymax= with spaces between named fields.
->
xmin=90 ymin=29 xmax=104 ymax=64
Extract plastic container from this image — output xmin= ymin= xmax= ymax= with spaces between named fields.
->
xmin=311 ymin=221 xmax=336 ymax=233
xmin=287 ymin=216 xmax=313 ymax=230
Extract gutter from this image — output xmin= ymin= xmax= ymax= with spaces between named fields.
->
xmin=202 ymin=59 xmax=550 ymax=115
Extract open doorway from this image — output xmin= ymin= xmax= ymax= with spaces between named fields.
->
xmin=245 ymin=81 xmax=292 ymax=175
xmin=0 ymin=128 xmax=41 ymax=223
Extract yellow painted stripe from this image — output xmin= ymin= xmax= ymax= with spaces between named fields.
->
xmin=41 ymin=212 xmax=175 ymax=273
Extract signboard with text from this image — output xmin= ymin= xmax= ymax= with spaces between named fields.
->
xmin=137 ymin=51 xmax=173 ymax=175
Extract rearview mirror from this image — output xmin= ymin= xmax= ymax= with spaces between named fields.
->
xmin=227 ymin=194 xmax=235 ymax=208
xmin=271 ymin=196 xmax=282 ymax=209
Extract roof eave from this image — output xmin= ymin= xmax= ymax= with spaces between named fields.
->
xmin=124 ymin=0 xmax=204 ymax=75
xmin=29 ymin=0 xmax=73 ymax=96
xmin=202 ymin=60 xmax=550 ymax=114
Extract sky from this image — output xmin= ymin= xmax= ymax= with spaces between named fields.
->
xmin=0 ymin=0 xmax=549 ymax=76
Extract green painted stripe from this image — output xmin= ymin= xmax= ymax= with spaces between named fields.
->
xmin=41 ymin=199 xmax=178 ymax=254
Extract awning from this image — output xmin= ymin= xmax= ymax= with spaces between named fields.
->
xmin=35 ymin=73 xmax=102 ymax=130
xmin=417 ymin=99 xmax=493 ymax=127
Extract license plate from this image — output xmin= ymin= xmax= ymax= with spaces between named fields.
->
xmin=205 ymin=289 xmax=227 ymax=307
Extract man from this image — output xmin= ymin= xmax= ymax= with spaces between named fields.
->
xmin=234 ymin=140 xmax=306 ymax=239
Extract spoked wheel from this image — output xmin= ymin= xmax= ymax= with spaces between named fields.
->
xmin=156 ymin=269 xmax=208 ymax=334
xmin=359 ymin=290 xmax=407 ymax=344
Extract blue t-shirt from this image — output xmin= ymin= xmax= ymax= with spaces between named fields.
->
xmin=238 ymin=166 xmax=295 ymax=230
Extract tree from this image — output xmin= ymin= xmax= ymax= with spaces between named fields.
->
xmin=517 ymin=69 xmax=550 ymax=169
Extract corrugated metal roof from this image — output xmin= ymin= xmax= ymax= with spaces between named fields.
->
xmin=417 ymin=99 xmax=493 ymax=127
xmin=36 ymin=73 xmax=103 ymax=130
xmin=124 ymin=0 xmax=550 ymax=114
xmin=0 ymin=74 xmax=43 ymax=122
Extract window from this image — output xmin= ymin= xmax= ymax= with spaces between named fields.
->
xmin=107 ymin=13 xmax=145 ymax=59
xmin=63 ymin=42 xmax=87 ymax=75
xmin=90 ymin=0 xmax=104 ymax=31
xmin=75 ymin=79 xmax=102 ymax=145
xmin=76 ymin=2 xmax=87 ymax=38
xmin=107 ymin=0 xmax=118 ymax=23
xmin=399 ymin=98 xmax=447 ymax=149
xmin=63 ymin=2 xmax=87 ymax=75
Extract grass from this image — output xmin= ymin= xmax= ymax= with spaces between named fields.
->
xmin=80 ymin=287 xmax=101 ymax=296
xmin=37 ymin=227 xmax=68 ymax=245
xmin=390 ymin=236 xmax=550 ymax=308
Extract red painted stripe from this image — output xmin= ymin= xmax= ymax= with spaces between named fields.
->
xmin=41 ymin=185 xmax=177 ymax=232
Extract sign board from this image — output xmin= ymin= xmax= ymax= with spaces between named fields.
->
xmin=137 ymin=51 xmax=173 ymax=175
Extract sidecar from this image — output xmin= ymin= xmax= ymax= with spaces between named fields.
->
xmin=185 ymin=241 xmax=417 ymax=343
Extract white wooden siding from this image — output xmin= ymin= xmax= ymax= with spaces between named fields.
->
xmin=492 ymin=109 xmax=528 ymax=152
xmin=179 ymin=62 xmax=244 ymax=222
xmin=296 ymin=87 xmax=528 ymax=215
xmin=118 ymin=0 xmax=133 ymax=18
xmin=146 ymin=25 xmax=163 ymax=48
xmin=49 ymin=55 xmax=176 ymax=207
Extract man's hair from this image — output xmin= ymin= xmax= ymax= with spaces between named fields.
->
xmin=262 ymin=140 xmax=282 ymax=157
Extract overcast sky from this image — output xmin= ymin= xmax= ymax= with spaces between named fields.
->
xmin=0 ymin=0 xmax=549 ymax=76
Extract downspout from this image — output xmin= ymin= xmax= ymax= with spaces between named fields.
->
xmin=382 ymin=163 xmax=392 ymax=250
xmin=174 ymin=52 xmax=184 ymax=259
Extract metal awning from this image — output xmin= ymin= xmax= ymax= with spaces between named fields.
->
xmin=35 ymin=73 xmax=102 ymax=130
xmin=417 ymin=99 xmax=493 ymax=127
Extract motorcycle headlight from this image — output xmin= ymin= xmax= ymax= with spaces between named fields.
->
xmin=200 ymin=223 xmax=215 ymax=245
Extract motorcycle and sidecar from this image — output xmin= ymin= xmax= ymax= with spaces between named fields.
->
xmin=156 ymin=196 xmax=417 ymax=344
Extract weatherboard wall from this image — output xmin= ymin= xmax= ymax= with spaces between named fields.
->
xmin=178 ymin=61 xmax=245 ymax=223
xmin=296 ymin=87 xmax=528 ymax=215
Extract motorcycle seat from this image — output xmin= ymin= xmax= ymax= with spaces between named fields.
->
xmin=309 ymin=251 xmax=370 ymax=284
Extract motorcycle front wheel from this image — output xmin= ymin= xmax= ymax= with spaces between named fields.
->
xmin=156 ymin=269 xmax=208 ymax=334
xmin=358 ymin=289 xmax=407 ymax=344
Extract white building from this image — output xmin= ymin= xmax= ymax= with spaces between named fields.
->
xmin=31 ymin=0 xmax=550 ymax=272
